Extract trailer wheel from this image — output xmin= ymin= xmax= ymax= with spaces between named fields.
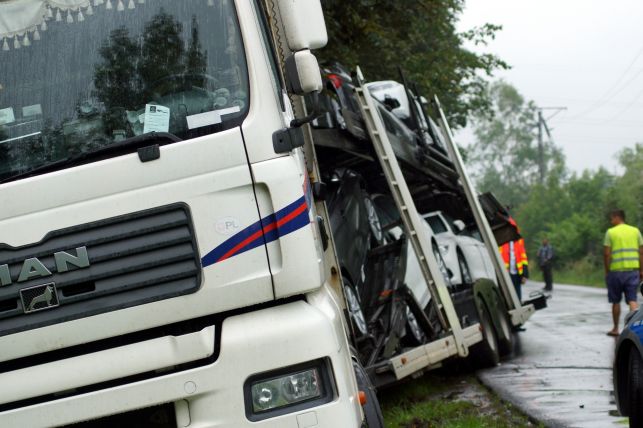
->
xmin=353 ymin=357 xmax=384 ymax=428
xmin=628 ymin=349 xmax=643 ymax=427
xmin=473 ymin=304 xmax=500 ymax=367
xmin=496 ymin=302 xmax=514 ymax=357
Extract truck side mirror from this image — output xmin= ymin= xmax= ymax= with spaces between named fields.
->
xmin=276 ymin=0 xmax=328 ymax=51
xmin=453 ymin=220 xmax=465 ymax=233
xmin=285 ymin=50 xmax=323 ymax=95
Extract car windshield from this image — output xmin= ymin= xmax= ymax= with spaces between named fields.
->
xmin=0 ymin=0 xmax=248 ymax=182
xmin=372 ymin=195 xmax=399 ymax=226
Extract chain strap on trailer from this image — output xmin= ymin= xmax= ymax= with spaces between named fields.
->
xmin=431 ymin=96 xmax=535 ymax=326
xmin=354 ymin=67 xmax=473 ymax=358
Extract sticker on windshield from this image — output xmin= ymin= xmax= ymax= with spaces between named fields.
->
xmin=186 ymin=106 xmax=241 ymax=130
xmin=0 ymin=107 xmax=15 ymax=125
xmin=22 ymin=104 xmax=42 ymax=117
xmin=143 ymin=104 xmax=170 ymax=134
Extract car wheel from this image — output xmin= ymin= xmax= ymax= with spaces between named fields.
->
xmin=353 ymin=356 xmax=384 ymax=428
xmin=457 ymin=250 xmax=473 ymax=284
xmin=432 ymin=240 xmax=452 ymax=286
xmin=344 ymin=278 xmax=368 ymax=337
xmin=405 ymin=306 xmax=427 ymax=346
xmin=472 ymin=303 xmax=500 ymax=368
xmin=628 ymin=349 xmax=643 ymax=427
xmin=363 ymin=196 xmax=384 ymax=247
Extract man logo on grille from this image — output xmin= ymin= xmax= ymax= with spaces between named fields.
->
xmin=20 ymin=283 xmax=59 ymax=314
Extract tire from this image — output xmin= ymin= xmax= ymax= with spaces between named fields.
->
xmin=353 ymin=357 xmax=384 ymax=428
xmin=496 ymin=301 xmax=514 ymax=357
xmin=344 ymin=278 xmax=368 ymax=337
xmin=457 ymin=250 xmax=473 ymax=284
xmin=628 ymin=350 xmax=643 ymax=427
xmin=363 ymin=196 xmax=385 ymax=247
xmin=404 ymin=305 xmax=427 ymax=346
xmin=472 ymin=303 xmax=500 ymax=368
xmin=432 ymin=240 xmax=452 ymax=286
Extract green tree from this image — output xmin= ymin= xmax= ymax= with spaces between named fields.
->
xmin=468 ymin=84 xmax=640 ymax=285
xmin=186 ymin=16 xmax=207 ymax=80
xmin=610 ymin=143 xmax=643 ymax=227
xmin=319 ymin=0 xmax=508 ymax=127
xmin=93 ymin=27 xmax=142 ymax=133
xmin=139 ymin=10 xmax=186 ymax=99
xmin=469 ymin=81 xmax=565 ymax=208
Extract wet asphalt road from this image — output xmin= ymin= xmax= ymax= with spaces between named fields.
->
xmin=478 ymin=281 xmax=642 ymax=428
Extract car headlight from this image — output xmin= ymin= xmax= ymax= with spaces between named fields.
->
xmin=245 ymin=359 xmax=334 ymax=421
xmin=439 ymin=244 xmax=449 ymax=255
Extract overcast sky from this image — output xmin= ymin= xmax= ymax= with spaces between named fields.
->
xmin=456 ymin=0 xmax=643 ymax=174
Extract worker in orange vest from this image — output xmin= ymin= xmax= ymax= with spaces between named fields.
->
xmin=499 ymin=218 xmax=529 ymax=301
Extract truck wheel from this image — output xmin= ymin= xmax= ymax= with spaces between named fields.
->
xmin=353 ymin=357 xmax=384 ymax=428
xmin=473 ymin=304 xmax=500 ymax=368
xmin=628 ymin=350 xmax=643 ymax=427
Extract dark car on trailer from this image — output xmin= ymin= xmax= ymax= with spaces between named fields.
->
xmin=325 ymin=167 xmax=385 ymax=337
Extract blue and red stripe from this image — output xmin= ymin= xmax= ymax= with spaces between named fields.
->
xmin=201 ymin=195 xmax=310 ymax=267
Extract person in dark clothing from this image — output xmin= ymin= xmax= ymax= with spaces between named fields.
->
xmin=537 ymin=238 xmax=554 ymax=292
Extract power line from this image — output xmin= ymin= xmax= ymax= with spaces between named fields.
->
xmin=600 ymin=84 xmax=643 ymax=123
xmin=566 ymin=44 xmax=643 ymax=120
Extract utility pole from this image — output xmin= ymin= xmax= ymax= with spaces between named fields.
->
xmin=537 ymin=110 xmax=544 ymax=184
xmin=536 ymin=107 xmax=566 ymax=184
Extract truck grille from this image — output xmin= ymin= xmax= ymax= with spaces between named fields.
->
xmin=0 ymin=204 xmax=201 ymax=338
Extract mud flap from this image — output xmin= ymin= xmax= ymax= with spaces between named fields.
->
xmin=524 ymin=292 xmax=548 ymax=310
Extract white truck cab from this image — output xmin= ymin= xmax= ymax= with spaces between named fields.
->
xmin=0 ymin=1 xmax=362 ymax=426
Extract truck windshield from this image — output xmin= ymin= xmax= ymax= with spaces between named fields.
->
xmin=0 ymin=0 xmax=248 ymax=182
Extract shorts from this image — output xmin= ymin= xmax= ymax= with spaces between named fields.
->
xmin=607 ymin=271 xmax=640 ymax=303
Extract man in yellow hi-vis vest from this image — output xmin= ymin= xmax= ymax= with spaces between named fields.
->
xmin=604 ymin=209 xmax=643 ymax=336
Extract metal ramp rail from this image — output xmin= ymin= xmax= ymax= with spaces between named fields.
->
xmin=432 ymin=97 xmax=535 ymax=326
xmin=354 ymin=67 xmax=477 ymax=368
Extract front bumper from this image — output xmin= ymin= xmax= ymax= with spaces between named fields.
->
xmin=0 ymin=300 xmax=362 ymax=428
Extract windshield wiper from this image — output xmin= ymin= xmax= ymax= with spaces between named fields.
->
xmin=0 ymin=132 xmax=181 ymax=185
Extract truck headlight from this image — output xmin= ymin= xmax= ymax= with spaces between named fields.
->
xmin=251 ymin=368 xmax=321 ymax=411
xmin=245 ymin=359 xmax=334 ymax=420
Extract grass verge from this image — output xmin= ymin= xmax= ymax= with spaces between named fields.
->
xmin=380 ymin=371 xmax=541 ymax=428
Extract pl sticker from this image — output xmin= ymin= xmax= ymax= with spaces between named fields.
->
xmin=215 ymin=217 xmax=242 ymax=235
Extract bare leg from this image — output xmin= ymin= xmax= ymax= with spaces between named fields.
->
xmin=628 ymin=300 xmax=639 ymax=312
xmin=610 ymin=303 xmax=621 ymax=334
